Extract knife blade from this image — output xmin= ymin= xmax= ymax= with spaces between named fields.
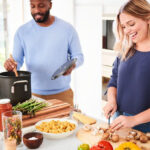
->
xmin=108 ymin=115 xmax=111 ymax=127
xmin=108 ymin=111 xmax=112 ymax=128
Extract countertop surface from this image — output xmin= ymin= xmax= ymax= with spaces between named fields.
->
xmin=0 ymin=123 xmax=83 ymax=150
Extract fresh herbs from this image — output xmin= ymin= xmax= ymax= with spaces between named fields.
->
xmin=13 ymin=99 xmax=47 ymax=117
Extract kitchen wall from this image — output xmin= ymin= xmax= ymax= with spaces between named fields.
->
xmin=21 ymin=0 xmax=102 ymax=119
xmin=74 ymin=1 xmax=101 ymax=119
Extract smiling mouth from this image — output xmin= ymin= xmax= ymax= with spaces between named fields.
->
xmin=130 ymin=32 xmax=137 ymax=39
xmin=35 ymin=15 xmax=43 ymax=19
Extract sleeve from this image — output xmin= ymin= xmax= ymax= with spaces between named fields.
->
xmin=12 ymin=30 xmax=24 ymax=70
xmin=108 ymin=57 xmax=120 ymax=88
xmin=68 ymin=27 xmax=84 ymax=68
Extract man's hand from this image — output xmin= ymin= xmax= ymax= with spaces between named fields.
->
xmin=4 ymin=57 xmax=17 ymax=71
xmin=63 ymin=63 xmax=76 ymax=76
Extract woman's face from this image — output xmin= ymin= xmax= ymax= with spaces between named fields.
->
xmin=119 ymin=12 xmax=149 ymax=43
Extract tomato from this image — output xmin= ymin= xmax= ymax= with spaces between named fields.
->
xmin=90 ymin=145 xmax=101 ymax=150
xmin=98 ymin=140 xmax=113 ymax=150
xmin=78 ymin=144 xmax=90 ymax=150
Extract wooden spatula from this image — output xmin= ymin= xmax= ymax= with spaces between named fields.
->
xmin=10 ymin=54 xmax=18 ymax=77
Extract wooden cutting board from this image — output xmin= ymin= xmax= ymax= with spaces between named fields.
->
xmin=77 ymin=122 xmax=150 ymax=149
xmin=22 ymin=99 xmax=72 ymax=127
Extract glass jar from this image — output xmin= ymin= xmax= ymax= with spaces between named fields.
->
xmin=0 ymin=99 xmax=12 ymax=131
xmin=2 ymin=110 xmax=22 ymax=146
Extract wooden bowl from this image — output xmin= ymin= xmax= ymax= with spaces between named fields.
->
xmin=23 ymin=132 xmax=43 ymax=149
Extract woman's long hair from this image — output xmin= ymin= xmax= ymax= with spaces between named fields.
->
xmin=114 ymin=0 xmax=150 ymax=60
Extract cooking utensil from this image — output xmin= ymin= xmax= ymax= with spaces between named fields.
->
xmin=0 ymin=71 xmax=31 ymax=106
xmin=108 ymin=115 xmax=111 ymax=127
xmin=51 ymin=58 xmax=77 ymax=80
xmin=69 ymin=104 xmax=81 ymax=119
xmin=10 ymin=54 xmax=18 ymax=77
xmin=108 ymin=111 xmax=112 ymax=128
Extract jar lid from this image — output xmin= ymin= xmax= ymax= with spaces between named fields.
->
xmin=0 ymin=99 xmax=10 ymax=104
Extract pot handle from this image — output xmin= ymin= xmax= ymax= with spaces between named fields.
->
xmin=12 ymin=80 xmax=28 ymax=85
xmin=11 ymin=80 xmax=29 ymax=94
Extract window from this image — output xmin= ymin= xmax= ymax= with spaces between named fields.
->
xmin=0 ymin=0 xmax=25 ymax=71
xmin=0 ymin=1 xmax=5 ymax=71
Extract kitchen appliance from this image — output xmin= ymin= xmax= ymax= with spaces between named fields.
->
xmin=0 ymin=71 xmax=31 ymax=106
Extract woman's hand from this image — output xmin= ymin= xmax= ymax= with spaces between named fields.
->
xmin=110 ymin=115 xmax=136 ymax=130
xmin=103 ymin=101 xmax=117 ymax=119
xmin=104 ymin=87 xmax=117 ymax=118
xmin=4 ymin=57 xmax=17 ymax=71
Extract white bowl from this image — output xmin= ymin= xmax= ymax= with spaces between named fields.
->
xmin=35 ymin=118 xmax=78 ymax=139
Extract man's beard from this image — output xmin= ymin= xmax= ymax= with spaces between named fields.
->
xmin=32 ymin=9 xmax=50 ymax=23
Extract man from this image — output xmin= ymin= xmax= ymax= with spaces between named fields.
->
xmin=4 ymin=0 xmax=84 ymax=106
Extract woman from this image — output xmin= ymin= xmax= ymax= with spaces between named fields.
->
xmin=103 ymin=0 xmax=150 ymax=133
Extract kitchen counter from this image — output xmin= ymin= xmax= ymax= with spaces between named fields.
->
xmin=0 ymin=123 xmax=83 ymax=150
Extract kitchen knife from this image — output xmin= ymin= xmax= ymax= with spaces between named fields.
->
xmin=108 ymin=115 xmax=111 ymax=127
xmin=108 ymin=111 xmax=112 ymax=128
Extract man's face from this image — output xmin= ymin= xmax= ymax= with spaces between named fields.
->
xmin=30 ymin=0 xmax=52 ymax=23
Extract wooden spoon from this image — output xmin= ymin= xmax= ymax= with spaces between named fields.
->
xmin=10 ymin=54 xmax=18 ymax=77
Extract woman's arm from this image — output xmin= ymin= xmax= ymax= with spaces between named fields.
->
xmin=103 ymin=57 xmax=120 ymax=118
xmin=103 ymin=87 xmax=117 ymax=118
xmin=110 ymin=108 xmax=150 ymax=130
xmin=134 ymin=108 xmax=150 ymax=126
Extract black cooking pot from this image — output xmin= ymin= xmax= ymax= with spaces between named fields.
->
xmin=0 ymin=71 xmax=31 ymax=106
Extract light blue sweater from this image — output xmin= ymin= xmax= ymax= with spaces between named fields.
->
xmin=13 ymin=17 xmax=84 ymax=95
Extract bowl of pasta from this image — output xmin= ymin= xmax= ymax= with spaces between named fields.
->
xmin=35 ymin=118 xmax=78 ymax=139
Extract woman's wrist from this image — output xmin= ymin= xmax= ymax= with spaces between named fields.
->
xmin=108 ymin=99 xmax=116 ymax=106
xmin=132 ymin=115 xmax=140 ymax=127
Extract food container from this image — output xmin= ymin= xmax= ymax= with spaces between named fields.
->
xmin=4 ymin=138 xmax=16 ymax=150
xmin=23 ymin=132 xmax=43 ymax=149
xmin=2 ymin=110 xmax=22 ymax=146
xmin=0 ymin=99 xmax=12 ymax=131
xmin=0 ymin=71 xmax=31 ymax=106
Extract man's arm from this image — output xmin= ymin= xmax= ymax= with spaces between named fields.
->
xmin=12 ymin=29 xmax=24 ymax=70
xmin=68 ymin=27 xmax=84 ymax=68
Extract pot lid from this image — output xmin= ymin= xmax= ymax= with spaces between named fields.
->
xmin=51 ymin=58 xmax=77 ymax=80
xmin=0 ymin=99 xmax=10 ymax=104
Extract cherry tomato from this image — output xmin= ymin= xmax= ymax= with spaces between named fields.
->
xmin=98 ymin=140 xmax=113 ymax=150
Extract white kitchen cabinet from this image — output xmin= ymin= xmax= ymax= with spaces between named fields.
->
xmin=102 ymin=14 xmax=117 ymax=78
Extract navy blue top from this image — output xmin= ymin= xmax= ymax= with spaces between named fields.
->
xmin=108 ymin=50 xmax=150 ymax=115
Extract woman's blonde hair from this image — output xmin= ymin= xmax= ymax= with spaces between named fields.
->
xmin=114 ymin=0 xmax=150 ymax=60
